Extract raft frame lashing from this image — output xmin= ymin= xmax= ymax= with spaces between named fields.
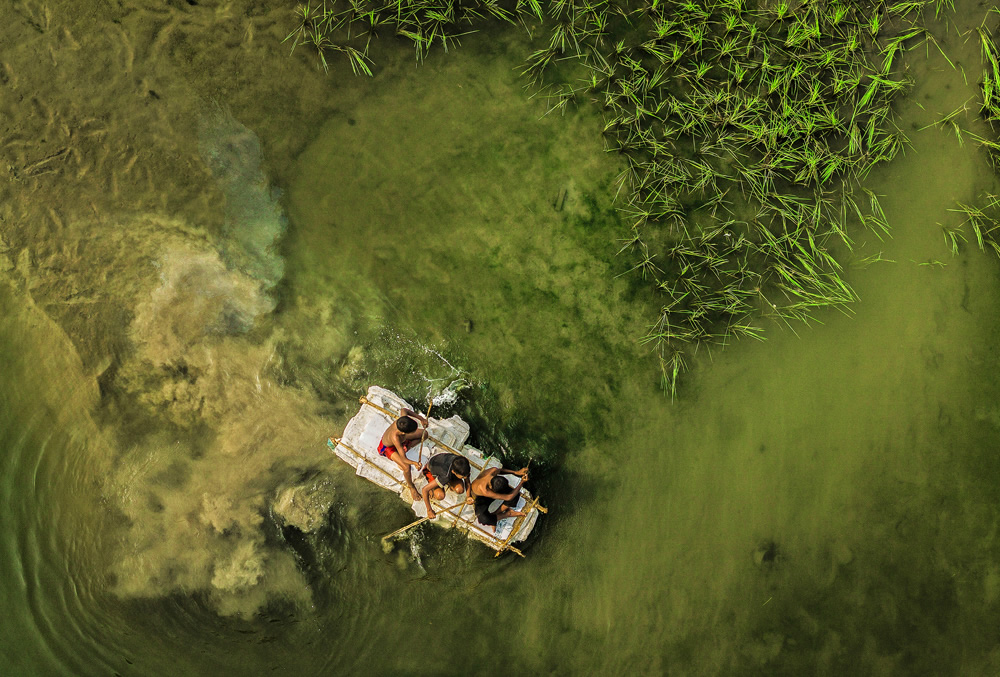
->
xmin=429 ymin=498 xmax=480 ymax=537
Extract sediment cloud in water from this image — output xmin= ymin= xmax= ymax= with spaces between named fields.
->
xmin=105 ymin=113 xmax=334 ymax=617
xmin=108 ymin=242 xmax=333 ymax=616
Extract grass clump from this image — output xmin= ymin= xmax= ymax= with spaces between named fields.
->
xmin=518 ymin=0 xmax=934 ymax=395
xmin=282 ymin=0 xmax=513 ymax=72
xmin=949 ymin=195 xmax=1000 ymax=257
xmin=977 ymin=9 xmax=1000 ymax=129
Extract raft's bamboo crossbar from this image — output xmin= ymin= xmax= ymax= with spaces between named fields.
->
xmin=430 ymin=497 xmax=479 ymax=535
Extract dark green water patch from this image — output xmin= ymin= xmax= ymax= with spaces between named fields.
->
xmin=281 ymin=43 xmax=655 ymax=468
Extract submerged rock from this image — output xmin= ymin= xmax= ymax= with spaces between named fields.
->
xmin=272 ymin=478 xmax=336 ymax=533
xmin=754 ymin=540 xmax=779 ymax=567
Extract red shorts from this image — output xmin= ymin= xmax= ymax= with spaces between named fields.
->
xmin=377 ymin=439 xmax=413 ymax=460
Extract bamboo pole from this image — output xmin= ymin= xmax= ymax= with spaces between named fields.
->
xmin=414 ymin=399 xmax=433 ymax=467
xmin=380 ymin=497 xmax=464 ymax=542
xmin=381 ymin=516 xmax=429 ymax=542
xmin=330 ymin=437 xmax=405 ymax=489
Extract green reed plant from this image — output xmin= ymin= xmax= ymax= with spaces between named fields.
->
xmin=284 ymin=1 xmax=329 ymax=53
xmin=919 ymin=100 xmax=972 ymax=146
xmin=934 ymin=0 xmax=956 ymax=18
xmin=951 ymin=198 xmax=1000 ymax=257
xmin=942 ymin=224 xmax=965 ymax=256
xmin=978 ymin=17 xmax=1000 ymax=124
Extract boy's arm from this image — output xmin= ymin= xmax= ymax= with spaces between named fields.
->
xmin=401 ymin=407 xmax=429 ymax=426
xmin=476 ymin=489 xmax=506 ymax=499
xmin=476 ymin=486 xmax=522 ymax=500
xmin=403 ymin=429 xmax=429 ymax=443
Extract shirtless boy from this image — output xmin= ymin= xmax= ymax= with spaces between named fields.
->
xmin=473 ymin=476 xmax=527 ymax=530
xmin=471 ymin=467 xmax=527 ymax=530
xmin=470 ymin=465 xmax=528 ymax=501
xmin=377 ymin=408 xmax=428 ymax=502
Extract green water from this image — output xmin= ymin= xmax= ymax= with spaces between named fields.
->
xmin=3 ymin=2 xmax=1000 ymax=675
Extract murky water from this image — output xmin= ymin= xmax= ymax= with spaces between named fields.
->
xmin=3 ymin=1 xmax=1000 ymax=675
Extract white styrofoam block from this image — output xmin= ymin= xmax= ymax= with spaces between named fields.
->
xmin=405 ymin=440 xmax=437 ymax=466
xmin=357 ymin=460 xmax=400 ymax=489
xmin=334 ymin=446 xmax=358 ymax=467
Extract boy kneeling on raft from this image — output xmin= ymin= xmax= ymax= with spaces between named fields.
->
xmin=378 ymin=408 xmax=428 ymax=502
xmin=421 ymin=452 xmax=472 ymax=520
xmin=471 ymin=466 xmax=528 ymax=531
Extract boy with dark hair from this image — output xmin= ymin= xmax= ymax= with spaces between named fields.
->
xmin=470 ymin=465 xmax=527 ymax=500
xmin=420 ymin=452 xmax=473 ymax=519
xmin=377 ymin=408 xmax=428 ymax=502
xmin=470 ymin=466 xmax=528 ymax=530
xmin=473 ymin=476 xmax=526 ymax=530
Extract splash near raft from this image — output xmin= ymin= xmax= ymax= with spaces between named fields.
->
xmin=328 ymin=386 xmax=544 ymax=556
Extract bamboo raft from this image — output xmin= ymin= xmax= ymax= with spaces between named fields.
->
xmin=328 ymin=386 xmax=545 ymax=557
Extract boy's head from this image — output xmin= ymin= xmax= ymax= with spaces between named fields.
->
xmin=452 ymin=457 xmax=471 ymax=479
xmin=490 ymin=475 xmax=510 ymax=493
xmin=396 ymin=416 xmax=417 ymax=433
